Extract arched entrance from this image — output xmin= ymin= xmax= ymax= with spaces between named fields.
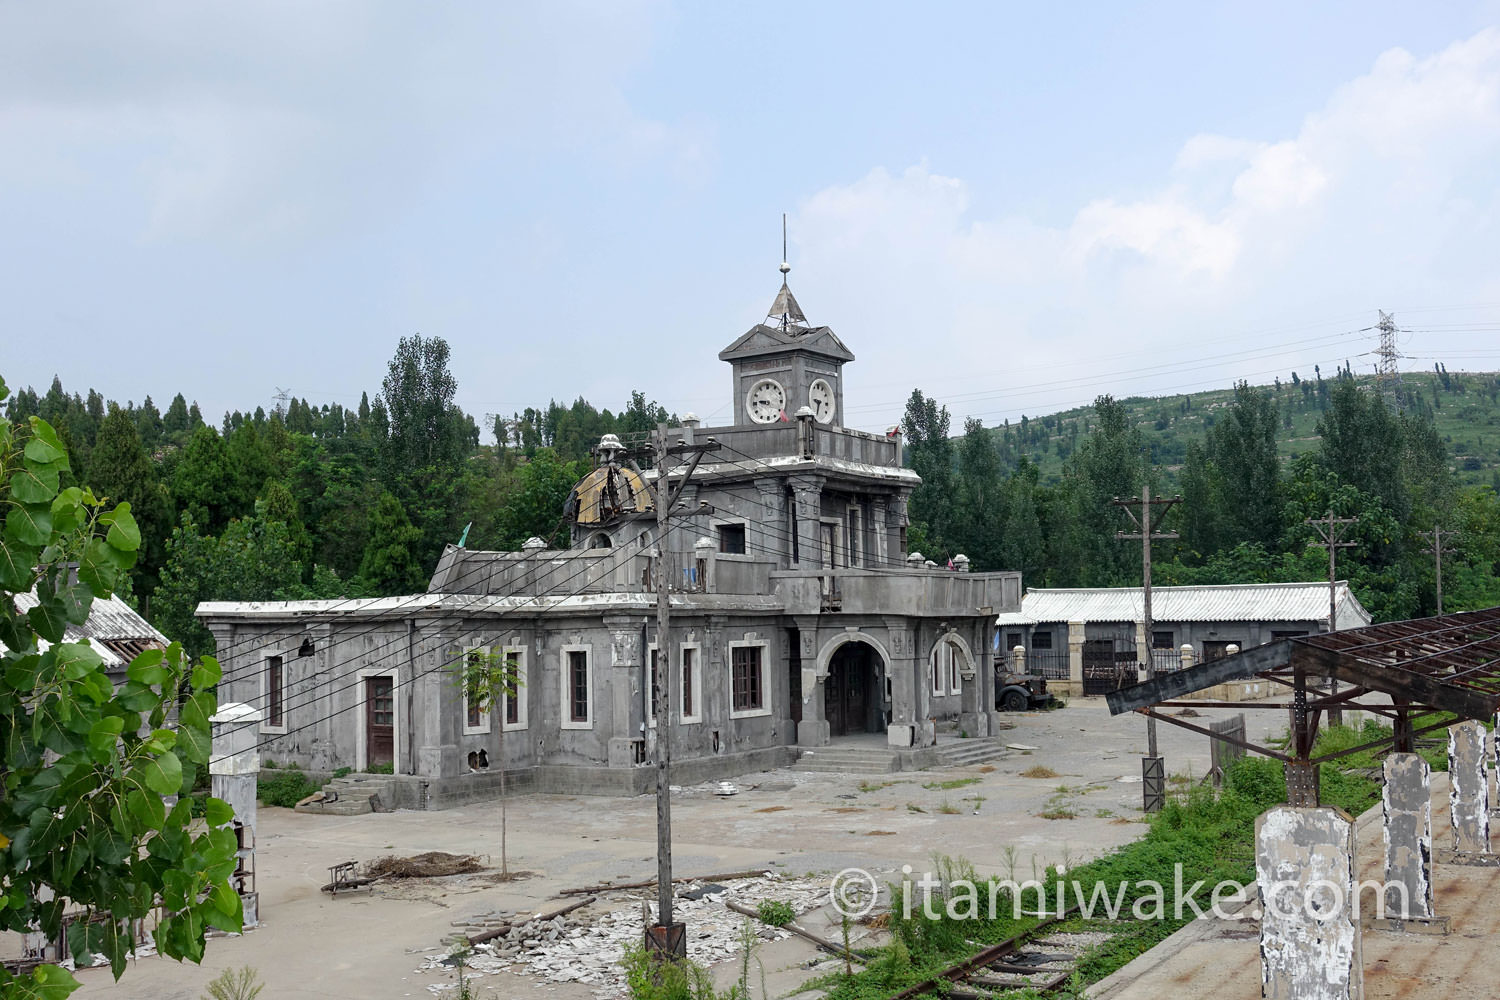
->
xmin=826 ymin=642 xmax=884 ymax=737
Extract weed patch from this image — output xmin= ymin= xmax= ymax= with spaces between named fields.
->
xmin=1020 ymin=765 xmax=1059 ymax=779
xmin=923 ymin=777 xmax=982 ymax=791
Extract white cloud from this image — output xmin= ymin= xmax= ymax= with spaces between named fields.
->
xmin=792 ymin=27 xmax=1500 ymax=427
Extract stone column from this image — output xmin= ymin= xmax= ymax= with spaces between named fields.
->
xmin=1066 ymin=621 xmax=1086 ymax=697
xmin=1180 ymin=643 xmax=1195 ymax=670
xmin=1256 ymin=806 xmax=1362 ymax=1000
xmin=1010 ymin=645 xmax=1026 ymax=674
xmin=1448 ymin=720 xmax=1490 ymax=855
xmin=1380 ymin=753 xmax=1440 ymax=925
xmin=754 ymin=478 xmax=786 ymax=564
xmin=790 ymin=474 xmax=825 ymax=569
xmin=795 ymin=621 xmax=829 ymax=747
xmin=606 ymin=616 xmax=645 ymax=767
xmin=211 ymin=702 xmax=264 ymax=928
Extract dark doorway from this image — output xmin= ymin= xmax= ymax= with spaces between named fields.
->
xmin=365 ymin=676 xmax=394 ymax=769
xmin=826 ymin=643 xmax=881 ymax=737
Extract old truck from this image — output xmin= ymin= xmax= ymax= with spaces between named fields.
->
xmin=994 ymin=660 xmax=1056 ymax=712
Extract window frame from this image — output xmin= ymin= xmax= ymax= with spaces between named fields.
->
xmin=260 ymin=652 xmax=287 ymax=734
xmin=461 ymin=646 xmax=492 ymax=736
xmin=499 ymin=643 xmax=528 ymax=732
xmin=560 ymin=645 xmax=593 ymax=729
xmin=728 ymin=639 xmax=771 ymax=719
xmin=680 ymin=642 xmax=702 ymax=724
xmin=715 ymin=521 xmax=748 ymax=555
xmin=1031 ymin=630 xmax=1054 ymax=651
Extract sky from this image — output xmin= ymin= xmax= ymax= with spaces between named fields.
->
xmin=3 ymin=2 xmax=1500 ymax=440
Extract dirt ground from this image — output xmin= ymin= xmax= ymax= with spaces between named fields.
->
xmin=71 ymin=700 xmax=1264 ymax=999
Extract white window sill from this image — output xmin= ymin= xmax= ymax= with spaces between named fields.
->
xmin=730 ymin=707 xmax=771 ymax=720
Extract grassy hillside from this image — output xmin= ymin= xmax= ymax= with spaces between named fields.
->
xmin=987 ymin=368 xmax=1500 ymax=489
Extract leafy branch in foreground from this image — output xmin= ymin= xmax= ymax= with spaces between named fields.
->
xmin=1 ymin=373 xmax=241 ymax=998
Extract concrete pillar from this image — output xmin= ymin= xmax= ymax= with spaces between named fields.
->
xmin=1381 ymin=753 xmax=1436 ymax=921
xmin=1256 ymin=806 xmax=1362 ymax=1000
xmin=1448 ymin=720 xmax=1490 ymax=855
xmin=1179 ymin=643 xmax=1195 ymax=671
xmin=789 ymin=475 xmax=825 ymax=570
xmin=1010 ymin=645 xmax=1026 ymax=674
xmin=211 ymin=702 xmax=263 ymax=928
xmin=1067 ymin=621 xmax=1086 ymax=696
xmin=605 ymin=618 xmax=644 ymax=767
xmin=753 ymin=479 xmax=785 ymax=564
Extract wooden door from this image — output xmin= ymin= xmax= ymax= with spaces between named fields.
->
xmin=365 ymin=676 xmax=394 ymax=769
xmin=826 ymin=653 xmax=870 ymax=737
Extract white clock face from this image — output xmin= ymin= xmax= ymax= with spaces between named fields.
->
xmin=808 ymin=379 xmax=835 ymax=424
xmin=745 ymin=378 xmax=786 ymax=424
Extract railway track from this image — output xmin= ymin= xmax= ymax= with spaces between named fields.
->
xmin=886 ymin=911 xmax=1093 ymax=999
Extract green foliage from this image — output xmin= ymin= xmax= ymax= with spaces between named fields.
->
xmin=202 ymin=965 xmax=266 ymax=1000
xmin=256 ymin=766 xmax=320 ymax=808
xmin=755 ymin=899 xmax=795 ymax=928
xmin=358 ymin=491 xmax=427 ymax=595
xmin=621 ymin=945 xmax=747 ymax=1000
xmin=0 ymin=386 xmax=240 ymax=998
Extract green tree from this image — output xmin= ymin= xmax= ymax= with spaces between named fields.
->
xmin=358 ymin=492 xmax=428 ymax=595
xmin=0 ymin=378 xmax=240 ymax=998
xmin=1206 ymin=381 xmax=1283 ymax=549
xmin=455 ymin=648 xmax=523 ymax=877
xmin=955 ymin=418 xmax=1003 ymax=569
xmin=172 ymin=426 xmax=238 ymax=535
xmin=87 ymin=404 xmax=173 ymax=599
xmin=1057 ymin=395 xmax=1151 ymax=586
xmin=902 ymin=389 xmax=956 ymax=559
xmin=491 ymin=449 xmax=586 ymax=550
xmin=153 ymin=504 xmax=310 ymax=658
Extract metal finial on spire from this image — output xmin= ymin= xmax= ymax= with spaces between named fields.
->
xmin=779 ymin=212 xmax=790 ymax=276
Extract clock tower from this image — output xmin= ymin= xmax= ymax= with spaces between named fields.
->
xmin=718 ymin=265 xmax=854 ymax=428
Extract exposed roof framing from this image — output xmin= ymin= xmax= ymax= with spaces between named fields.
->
xmin=1108 ymin=606 xmax=1500 ymax=723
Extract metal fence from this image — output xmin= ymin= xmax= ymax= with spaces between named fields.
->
xmin=1025 ymin=651 xmax=1071 ymax=680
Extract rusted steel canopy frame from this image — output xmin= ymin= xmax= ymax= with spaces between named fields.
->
xmin=1306 ymin=713 xmax=1460 ymax=764
xmin=1291 ymin=643 xmax=1498 ymax=720
xmin=1138 ymin=708 xmax=1290 ymax=762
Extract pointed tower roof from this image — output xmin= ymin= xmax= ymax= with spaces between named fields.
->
xmin=768 ymin=279 xmax=807 ymax=329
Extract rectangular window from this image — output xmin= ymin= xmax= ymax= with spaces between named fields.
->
xmin=949 ymin=647 xmax=961 ymax=695
xmin=681 ymin=646 xmax=697 ymax=722
xmin=266 ymin=655 xmax=284 ymax=729
xmin=931 ymin=646 xmax=945 ymax=696
xmin=718 ymin=523 xmax=746 ymax=554
xmin=564 ymin=648 xmax=592 ymax=727
xmin=499 ymin=646 xmax=527 ymax=730
xmin=1031 ymin=631 xmax=1054 ymax=651
xmin=731 ymin=646 xmax=763 ymax=713
xmin=1005 ymin=632 xmax=1023 ymax=651
xmin=647 ymin=646 xmax=662 ymax=726
xmin=1152 ymin=631 xmax=1175 ymax=650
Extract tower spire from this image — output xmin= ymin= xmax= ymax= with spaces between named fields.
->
xmin=769 ymin=212 xmax=806 ymax=329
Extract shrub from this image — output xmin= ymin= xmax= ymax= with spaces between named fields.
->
xmin=755 ymin=900 xmax=795 ymax=928
xmin=203 ymin=966 xmax=265 ymax=1000
xmin=257 ymin=767 xmax=319 ymax=808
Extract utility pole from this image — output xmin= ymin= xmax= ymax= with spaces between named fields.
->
xmin=1418 ymin=524 xmax=1459 ymax=615
xmin=1113 ymin=484 xmax=1180 ymax=812
xmin=1306 ymin=510 xmax=1357 ymax=725
xmin=627 ymin=426 xmax=718 ymax=960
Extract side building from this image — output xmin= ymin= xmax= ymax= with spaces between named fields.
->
xmin=198 ymin=271 xmax=1021 ymax=808
xmin=996 ymin=581 xmax=1372 ymax=697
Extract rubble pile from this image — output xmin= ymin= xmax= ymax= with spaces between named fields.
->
xmin=417 ymin=873 xmax=832 ymax=997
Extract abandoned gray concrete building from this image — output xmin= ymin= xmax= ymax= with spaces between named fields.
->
xmin=197 ymin=275 xmax=1021 ymax=807
xmin=996 ymin=581 xmax=1372 ymax=696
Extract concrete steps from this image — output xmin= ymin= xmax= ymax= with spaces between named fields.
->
xmin=796 ymin=746 xmax=900 ymax=774
xmin=932 ymin=738 xmax=1010 ymax=769
xmin=293 ymin=774 xmax=397 ymax=816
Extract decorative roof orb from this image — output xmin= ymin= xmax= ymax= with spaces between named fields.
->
xmin=595 ymin=433 xmax=625 ymax=462
xmin=521 ymin=537 xmax=549 ymax=551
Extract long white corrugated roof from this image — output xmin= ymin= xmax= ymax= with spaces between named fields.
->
xmin=996 ymin=582 xmax=1369 ymax=627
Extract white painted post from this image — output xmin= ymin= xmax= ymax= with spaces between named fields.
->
xmin=1448 ymin=720 xmax=1490 ymax=856
xmin=1010 ymin=645 xmax=1026 ymax=675
xmin=210 ymin=702 xmax=264 ymax=928
xmin=1381 ymin=754 xmax=1436 ymax=921
xmin=1256 ymin=806 xmax=1362 ymax=1000
xmin=1179 ymin=643 xmax=1195 ymax=671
